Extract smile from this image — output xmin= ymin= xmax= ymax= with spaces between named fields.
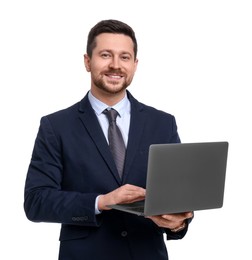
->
xmin=105 ymin=74 xmax=123 ymax=79
xmin=105 ymin=74 xmax=123 ymax=81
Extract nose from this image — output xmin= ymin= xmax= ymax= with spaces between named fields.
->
xmin=109 ymin=56 xmax=120 ymax=69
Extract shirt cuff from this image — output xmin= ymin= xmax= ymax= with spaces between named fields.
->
xmin=95 ymin=195 xmax=102 ymax=215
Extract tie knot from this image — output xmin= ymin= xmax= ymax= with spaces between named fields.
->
xmin=104 ymin=109 xmax=118 ymax=124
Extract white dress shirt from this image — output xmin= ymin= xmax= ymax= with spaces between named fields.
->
xmin=88 ymin=91 xmax=131 ymax=214
xmin=88 ymin=91 xmax=131 ymax=146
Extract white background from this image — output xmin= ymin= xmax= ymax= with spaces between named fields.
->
xmin=1 ymin=0 xmax=251 ymax=259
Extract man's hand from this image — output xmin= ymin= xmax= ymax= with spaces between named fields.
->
xmin=147 ymin=212 xmax=193 ymax=231
xmin=98 ymin=184 xmax=146 ymax=211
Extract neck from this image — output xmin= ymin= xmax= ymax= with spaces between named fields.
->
xmin=90 ymin=89 xmax=126 ymax=106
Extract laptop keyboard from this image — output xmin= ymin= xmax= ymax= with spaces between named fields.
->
xmin=122 ymin=201 xmax=145 ymax=213
xmin=125 ymin=206 xmax=144 ymax=212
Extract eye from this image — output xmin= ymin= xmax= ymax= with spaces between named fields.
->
xmin=100 ymin=52 xmax=111 ymax=58
xmin=121 ymin=55 xmax=131 ymax=61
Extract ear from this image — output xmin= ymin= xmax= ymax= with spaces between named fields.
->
xmin=134 ymin=58 xmax=139 ymax=73
xmin=84 ymin=54 xmax=91 ymax=72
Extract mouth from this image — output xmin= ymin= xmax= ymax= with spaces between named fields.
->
xmin=105 ymin=73 xmax=124 ymax=80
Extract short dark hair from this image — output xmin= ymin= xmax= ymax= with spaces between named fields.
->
xmin=86 ymin=19 xmax=138 ymax=60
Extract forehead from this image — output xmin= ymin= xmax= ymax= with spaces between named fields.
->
xmin=94 ymin=33 xmax=134 ymax=54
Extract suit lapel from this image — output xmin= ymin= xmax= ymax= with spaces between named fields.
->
xmin=78 ymin=94 xmax=122 ymax=185
xmin=77 ymin=91 xmax=147 ymax=186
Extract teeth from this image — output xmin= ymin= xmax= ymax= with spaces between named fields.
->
xmin=110 ymin=75 xmax=121 ymax=79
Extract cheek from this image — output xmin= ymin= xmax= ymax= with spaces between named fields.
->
xmin=126 ymin=62 xmax=137 ymax=75
xmin=91 ymin=61 xmax=108 ymax=73
xmin=127 ymin=68 xmax=136 ymax=80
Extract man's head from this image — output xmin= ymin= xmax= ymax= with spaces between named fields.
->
xmin=84 ymin=20 xmax=138 ymax=104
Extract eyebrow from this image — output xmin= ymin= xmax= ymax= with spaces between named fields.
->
xmin=99 ymin=49 xmax=133 ymax=57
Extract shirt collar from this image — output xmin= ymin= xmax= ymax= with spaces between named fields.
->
xmin=88 ymin=91 xmax=130 ymax=117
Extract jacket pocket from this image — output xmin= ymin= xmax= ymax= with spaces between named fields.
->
xmin=59 ymin=224 xmax=90 ymax=241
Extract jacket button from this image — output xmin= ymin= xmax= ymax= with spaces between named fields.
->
xmin=121 ymin=231 xmax=128 ymax=237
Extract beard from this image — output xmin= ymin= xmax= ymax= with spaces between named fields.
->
xmin=92 ymin=71 xmax=132 ymax=95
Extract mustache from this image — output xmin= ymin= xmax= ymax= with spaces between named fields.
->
xmin=104 ymin=69 xmax=124 ymax=75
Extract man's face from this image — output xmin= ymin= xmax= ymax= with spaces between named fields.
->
xmin=84 ymin=33 xmax=138 ymax=96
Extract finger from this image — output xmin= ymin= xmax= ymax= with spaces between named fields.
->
xmin=114 ymin=186 xmax=145 ymax=204
xmin=146 ymin=216 xmax=170 ymax=228
xmin=123 ymin=184 xmax=146 ymax=193
xmin=161 ymin=212 xmax=193 ymax=221
xmin=123 ymin=192 xmax=145 ymax=203
xmin=121 ymin=185 xmax=146 ymax=197
xmin=186 ymin=211 xmax=194 ymax=218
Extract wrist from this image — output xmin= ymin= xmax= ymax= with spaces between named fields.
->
xmin=98 ymin=194 xmax=110 ymax=211
xmin=98 ymin=195 xmax=105 ymax=211
xmin=170 ymin=221 xmax=186 ymax=233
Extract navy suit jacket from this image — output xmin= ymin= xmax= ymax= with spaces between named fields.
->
xmin=24 ymin=91 xmax=189 ymax=260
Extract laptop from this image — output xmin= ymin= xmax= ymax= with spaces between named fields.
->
xmin=108 ymin=141 xmax=228 ymax=216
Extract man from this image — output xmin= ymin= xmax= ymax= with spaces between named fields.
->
xmin=24 ymin=19 xmax=193 ymax=260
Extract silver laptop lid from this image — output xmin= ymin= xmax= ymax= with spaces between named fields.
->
xmin=144 ymin=142 xmax=228 ymax=216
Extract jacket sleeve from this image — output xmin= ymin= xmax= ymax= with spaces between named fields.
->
xmin=24 ymin=116 xmax=102 ymax=227
xmin=164 ymin=217 xmax=193 ymax=240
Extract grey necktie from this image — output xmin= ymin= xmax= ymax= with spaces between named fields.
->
xmin=104 ymin=109 xmax=126 ymax=178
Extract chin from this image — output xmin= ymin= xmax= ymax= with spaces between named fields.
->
xmin=94 ymin=78 xmax=129 ymax=95
xmin=103 ymin=84 xmax=128 ymax=95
